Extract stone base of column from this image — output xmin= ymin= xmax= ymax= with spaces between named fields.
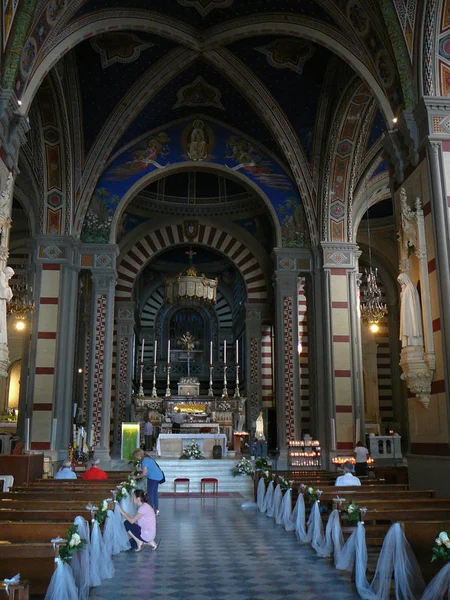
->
xmin=0 ymin=343 xmax=9 ymax=377
xmin=94 ymin=448 xmax=111 ymax=463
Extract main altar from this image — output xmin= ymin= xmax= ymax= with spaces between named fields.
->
xmin=132 ymin=330 xmax=247 ymax=458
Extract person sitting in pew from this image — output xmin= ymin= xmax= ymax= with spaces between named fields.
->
xmin=82 ymin=458 xmax=108 ymax=480
xmin=54 ymin=459 xmax=77 ymax=479
xmin=335 ymin=462 xmax=361 ymax=486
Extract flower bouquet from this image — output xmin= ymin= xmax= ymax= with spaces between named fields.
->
xmin=231 ymin=457 xmax=254 ymax=477
xmin=181 ymin=441 xmax=204 ymax=459
xmin=343 ymin=500 xmax=362 ymax=522
xmin=94 ymin=499 xmax=109 ymax=526
xmin=432 ymin=530 xmax=450 ymax=562
xmin=300 ymin=484 xmax=323 ymax=503
xmin=58 ymin=524 xmax=87 ymax=563
xmin=116 ymin=477 xmax=137 ymax=502
xmin=277 ymin=475 xmax=293 ymax=491
xmin=255 ymin=457 xmax=270 ymax=471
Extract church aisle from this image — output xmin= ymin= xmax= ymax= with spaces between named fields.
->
xmin=89 ymin=497 xmax=360 ymax=600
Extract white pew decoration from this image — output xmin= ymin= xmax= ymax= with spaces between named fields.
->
xmin=292 ymin=493 xmax=310 ymax=543
xmin=314 ymin=509 xmax=343 ymax=561
xmin=309 ymin=500 xmax=325 ymax=552
xmin=262 ymin=481 xmax=274 ymax=514
xmin=269 ymin=484 xmax=282 ymax=519
xmin=369 ymin=523 xmax=425 ymax=600
xmin=3 ymin=574 xmax=20 ymax=595
xmin=256 ymin=478 xmax=266 ymax=512
xmin=44 ymin=558 xmax=78 ymax=600
xmin=103 ymin=510 xmax=120 ymax=556
xmin=336 ymin=524 xmax=358 ymax=572
xmin=113 ymin=502 xmax=131 ymax=552
xmin=280 ymin=489 xmax=295 ymax=531
xmin=275 ymin=488 xmax=289 ymax=526
xmin=422 ymin=562 xmax=450 ymax=600
xmin=70 ymin=517 xmax=90 ymax=600
xmin=119 ymin=493 xmax=137 ymax=517
xmin=89 ymin=520 xmax=114 ymax=585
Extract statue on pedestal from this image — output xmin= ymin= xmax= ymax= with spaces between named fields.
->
xmin=255 ymin=411 xmax=265 ymax=441
xmin=398 ymin=272 xmax=423 ymax=348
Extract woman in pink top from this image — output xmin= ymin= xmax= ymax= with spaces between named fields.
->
xmin=119 ymin=489 xmax=158 ymax=552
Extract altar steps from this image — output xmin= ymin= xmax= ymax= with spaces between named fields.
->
xmin=156 ymin=458 xmax=253 ymax=497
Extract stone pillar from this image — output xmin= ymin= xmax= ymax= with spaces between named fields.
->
xmin=245 ymin=303 xmax=264 ymax=432
xmin=321 ymin=243 xmax=364 ymax=454
xmin=87 ymin=270 xmax=117 ymax=459
xmin=272 ymin=249 xmax=311 ymax=450
xmin=113 ymin=302 xmax=135 ymax=458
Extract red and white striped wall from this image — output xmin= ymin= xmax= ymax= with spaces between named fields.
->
xmin=116 ymin=224 xmax=267 ymax=304
xmin=261 ymin=325 xmax=273 ymax=407
xmin=32 ymin=264 xmax=60 ymax=450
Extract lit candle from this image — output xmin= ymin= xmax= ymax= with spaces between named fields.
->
xmin=236 ymin=340 xmax=239 ymax=365
xmin=224 ymin=340 xmax=227 ymax=365
xmin=210 ymin=341 xmax=213 ymax=365
xmin=154 ymin=339 xmax=158 ymax=365
xmin=167 ymin=340 xmax=171 ymax=364
xmin=141 ymin=338 xmax=145 ymax=363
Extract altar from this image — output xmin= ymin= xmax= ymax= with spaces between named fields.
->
xmin=156 ymin=433 xmax=227 ymax=458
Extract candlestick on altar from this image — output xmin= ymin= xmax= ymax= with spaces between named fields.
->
xmin=210 ymin=341 xmax=213 ymax=365
xmin=151 ymin=362 xmax=158 ymax=398
xmin=208 ymin=364 xmax=214 ymax=397
xmin=236 ymin=340 xmax=239 ymax=365
xmin=137 ymin=361 xmax=144 ymax=397
xmin=140 ymin=338 xmax=145 ymax=363
xmin=154 ymin=339 xmax=157 ymax=362
xmin=224 ymin=339 xmax=227 ymax=364
xmin=234 ymin=363 xmax=241 ymax=398
xmin=165 ymin=364 xmax=171 ymax=397
xmin=222 ymin=364 xmax=228 ymax=397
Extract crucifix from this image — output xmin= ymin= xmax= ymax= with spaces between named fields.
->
xmin=177 ymin=331 xmax=198 ymax=377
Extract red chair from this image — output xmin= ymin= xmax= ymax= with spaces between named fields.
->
xmin=174 ymin=478 xmax=190 ymax=492
xmin=200 ymin=477 xmax=218 ymax=494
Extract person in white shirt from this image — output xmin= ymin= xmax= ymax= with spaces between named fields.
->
xmin=353 ymin=441 xmax=370 ymax=477
xmin=54 ymin=459 xmax=77 ymax=480
xmin=335 ymin=462 xmax=361 ymax=486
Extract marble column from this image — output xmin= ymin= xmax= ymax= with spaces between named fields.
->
xmin=321 ymin=243 xmax=364 ymax=454
xmin=113 ymin=302 xmax=135 ymax=458
xmin=272 ymin=248 xmax=312 ymax=451
xmin=87 ymin=270 xmax=117 ymax=459
xmin=245 ymin=303 xmax=265 ymax=432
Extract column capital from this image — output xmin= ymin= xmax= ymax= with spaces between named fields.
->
xmin=414 ymin=97 xmax=450 ymax=148
xmin=271 ymin=247 xmax=312 ymax=274
xmin=244 ymin=302 xmax=270 ymax=322
xmin=0 ymin=89 xmax=29 ymax=170
xmin=321 ymin=242 xmax=361 ymax=270
xmin=78 ymin=243 xmax=119 ymax=272
xmin=115 ymin=301 xmax=135 ymax=322
xmin=91 ymin=271 xmax=117 ymax=294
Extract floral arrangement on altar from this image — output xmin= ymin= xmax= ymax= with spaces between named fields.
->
xmin=181 ymin=441 xmax=204 ymax=460
xmin=300 ymin=484 xmax=323 ymax=502
xmin=231 ymin=457 xmax=254 ymax=477
xmin=58 ymin=524 xmax=87 ymax=563
xmin=432 ymin=530 xmax=450 ymax=562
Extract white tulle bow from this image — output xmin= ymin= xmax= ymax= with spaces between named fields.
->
xmin=50 ymin=537 xmax=66 ymax=552
xmin=3 ymin=574 xmax=20 ymax=595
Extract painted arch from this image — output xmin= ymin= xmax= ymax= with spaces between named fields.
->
xmin=81 ymin=118 xmax=310 ymax=249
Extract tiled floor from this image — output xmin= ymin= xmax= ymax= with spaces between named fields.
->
xmin=90 ymin=497 xmax=360 ymax=600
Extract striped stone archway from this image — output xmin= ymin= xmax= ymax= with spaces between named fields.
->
xmin=116 ymin=222 xmax=268 ymax=304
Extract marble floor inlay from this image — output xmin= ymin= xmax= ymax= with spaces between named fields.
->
xmin=90 ymin=497 xmax=360 ymax=600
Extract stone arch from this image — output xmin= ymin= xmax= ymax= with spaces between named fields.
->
xmin=116 ymin=222 xmax=268 ymax=305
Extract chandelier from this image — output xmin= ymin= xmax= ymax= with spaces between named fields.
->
xmin=360 ymin=184 xmax=387 ymax=328
xmin=7 ymin=272 xmax=35 ymax=322
xmin=164 ymin=249 xmax=218 ymax=305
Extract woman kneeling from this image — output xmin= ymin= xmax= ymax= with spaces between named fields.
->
xmin=119 ymin=489 xmax=158 ymax=552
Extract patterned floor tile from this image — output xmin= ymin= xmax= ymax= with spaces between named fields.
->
xmin=90 ymin=497 xmax=360 ymax=600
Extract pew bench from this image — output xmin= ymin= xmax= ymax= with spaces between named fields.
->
xmin=0 ymin=543 xmax=56 ymax=596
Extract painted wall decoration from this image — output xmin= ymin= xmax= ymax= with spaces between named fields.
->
xmin=438 ymin=0 xmax=450 ymax=96
xmin=173 ymin=75 xmax=225 ymax=110
xmin=390 ymin=0 xmax=418 ymax=60
xmin=256 ymin=39 xmax=315 ymax=75
xmin=90 ymin=32 xmax=153 ymax=69
xmin=2 ymin=0 xmax=19 ymax=50
xmin=81 ymin=118 xmax=310 ymax=247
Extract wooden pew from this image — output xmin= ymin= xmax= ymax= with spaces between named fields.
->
xmin=401 ymin=520 xmax=449 ymax=583
xmin=0 ymin=543 xmax=56 ymax=596
xmin=0 ymin=521 xmax=71 ymax=543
